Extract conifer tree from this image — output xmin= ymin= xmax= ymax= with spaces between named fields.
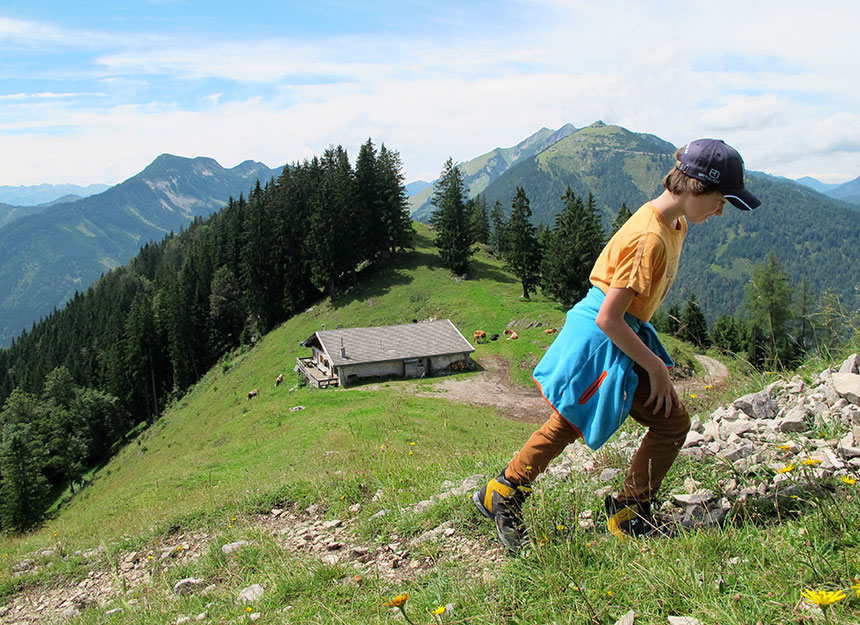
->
xmin=679 ymin=293 xmax=710 ymax=349
xmin=744 ymin=251 xmax=795 ymax=369
xmin=430 ymin=159 xmax=473 ymax=275
xmin=377 ymin=144 xmax=414 ymax=255
xmin=504 ymin=187 xmax=542 ymax=299
xmin=0 ymin=422 xmax=50 ymax=531
xmin=541 ymin=188 xmax=604 ymax=307
xmin=467 ymin=194 xmax=490 ymax=244
xmin=489 ymin=200 xmax=508 ymax=257
xmin=711 ymin=314 xmax=741 ymax=354
xmin=610 ymin=202 xmax=633 ymax=237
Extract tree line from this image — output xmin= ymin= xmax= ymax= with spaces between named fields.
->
xmin=429 ymin=160 xmax=854 ymax=373
xmin=0 ymin=139 xmax=413 ymax=531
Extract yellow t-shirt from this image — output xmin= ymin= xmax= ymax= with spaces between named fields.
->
xmin=589 ymin=202 xmax=686 ymax=322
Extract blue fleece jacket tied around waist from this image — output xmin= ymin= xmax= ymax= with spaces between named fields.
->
xmin=533 ymin=287 xmax=673 ymax=450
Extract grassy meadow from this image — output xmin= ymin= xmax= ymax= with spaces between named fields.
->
xmin=1 ymin=224 xmax=859 ymax=624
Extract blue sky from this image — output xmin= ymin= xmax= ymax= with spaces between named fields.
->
xmin=2 ymin=1 xmax=859 ymax=186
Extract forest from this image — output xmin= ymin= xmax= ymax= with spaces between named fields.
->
xmin=0 ymin=140 xmax=413 ymax=531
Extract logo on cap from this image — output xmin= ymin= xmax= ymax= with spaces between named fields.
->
xmin=709 ymin=169 xmax=721 ymax=180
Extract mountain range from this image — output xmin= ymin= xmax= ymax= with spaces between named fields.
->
xmin=0 ymin=156 xmax=281 ymax=346
xmin=412 ymin=121 xmax=860 ymax=322
xmin=0 ymin=182 xmax=111 ymax=207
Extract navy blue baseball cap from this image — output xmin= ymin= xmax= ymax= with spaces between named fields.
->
xmin=677 ymin=139 xmax=761 ymax=210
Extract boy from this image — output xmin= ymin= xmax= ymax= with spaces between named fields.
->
xmin=473 ymin=139 xmax=760 ymax=549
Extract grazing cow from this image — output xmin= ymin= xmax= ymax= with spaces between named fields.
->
xmin=489 ymin=334 xmax=500 ymax=341
xmin=503 ymin=328 xmax=514 ymax=335
xmin=247 ymin=389 xmax=260 ymax=400
xmin=506 ymin=331 xmax=518 ymax=340
xmin=544 ymin=327 xmax=558 ymax=334
xmin=473 ymin=330 xmax=487 ymax=343
xmin=275 ymin=373 xmax=284 ymax=387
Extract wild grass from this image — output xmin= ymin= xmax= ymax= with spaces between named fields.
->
xmin=1 ymin=224 xmax=858 ymax=623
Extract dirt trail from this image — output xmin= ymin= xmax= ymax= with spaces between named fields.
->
xmin=412 ymin=353 xmax=729 ymax=423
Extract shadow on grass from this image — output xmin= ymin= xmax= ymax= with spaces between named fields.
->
xmin=335 ymin=365 xmax=486 ymax=390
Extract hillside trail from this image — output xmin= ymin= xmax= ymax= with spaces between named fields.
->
xmin=408 ymin=353 xmax=729 ymax=423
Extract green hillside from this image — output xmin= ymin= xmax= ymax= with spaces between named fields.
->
xmin=2 ymin=224 xmax=859 ymax=624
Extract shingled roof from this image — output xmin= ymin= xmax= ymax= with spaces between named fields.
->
xmin=302 ymin=319 xmax=474 ymax=367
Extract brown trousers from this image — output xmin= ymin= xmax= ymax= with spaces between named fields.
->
xmin=506 ymin=365 xmax=690 ymax=502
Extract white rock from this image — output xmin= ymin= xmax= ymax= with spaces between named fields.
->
xmin=833 ymin=373 xmax=860 ymax=404
xmin=613 ymin=610 xmax=635 ymax=625
xmin=237 ymin=584 xmax=264 ymax=604
xmin=721 ymin=420 xmax=756 ymax=438
xmin=174 ymin=578 xmax=206 ymax=595
xmin=599 ymin=468 xmax=623 ymax=482
xmin=221 ymin=541 xmax=250 ymax=556
xmin=775 ymin=406 xmax=809 ymax=432
xmin=718 ymin=444 xmax=754 ymax=463
xmin=839 ymin=353 xmax=860 ymax=374
xmin=671 ymin=491 xmax=715 ymax=506
xmin=668 ymin=617 xmax=702 ymax=625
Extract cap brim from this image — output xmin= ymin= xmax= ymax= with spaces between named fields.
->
xmin=723 ymin=188 xmax=760 ymax=211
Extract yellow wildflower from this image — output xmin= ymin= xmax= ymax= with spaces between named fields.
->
xmin=840 ymin=476 xmax=857 ymax=486
xmin=384 ymin=593 xmax=411 ymax=608
xmin=607 ymin=590 xmax=614 ymax=597
xmin=556 ymin=524 xmax=565 ymax=531
xmin=801 ymin=588 xmax=846 ymax=607
xmin=802 ymin=458 xmax=822 ymax=466
xmin=409 ymin=451 xmax=414 ymax=456
xmin=410 ymin=442 xmax=415 ymax=446
xmin=432 ymin=606 xmax=446 ymax=615
xmin=851 ymin=580 xmax=860 ymax=597
xmin=704 ymin=385 xmax=713 ymax=390
xmin=777 ymin=464 xmax=795 ymax=474
xmin=690 ymin=394 xmax=697 ymax=399
xmin=246 ymin=607 xmax=253 ymax=613
xmin=777 ymin=443 xmax=792 ymax=451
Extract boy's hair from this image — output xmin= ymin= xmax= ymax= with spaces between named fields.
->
xmin=662 ymin=147 xmax=719 ymax=196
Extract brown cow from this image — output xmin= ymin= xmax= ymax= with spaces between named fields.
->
xmin=275 ymin=373 xmax=284 ymax=387
xmin=247 ymin=389 xmax=260 ymax=400
xmin=473 ymin=330 xmax=487 ymax=343
xmin=544 ymin=327 xmax=558 ymax=334
xmin=507 ymin=331 xmax=518 ymax=340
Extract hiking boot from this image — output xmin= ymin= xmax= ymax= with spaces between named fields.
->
xmin=473 ymin=471 xmax=532 ymax=551
xmin=604 ymin=495 xmax=675 ymax=539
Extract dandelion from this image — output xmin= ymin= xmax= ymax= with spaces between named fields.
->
xmin=432 ymin=606 xmax=446 ymax=615
xmin=802 ymin=458 xmax=822 ymax=466
xmin=410 ymin=442 xmax=415 ymax=446
xmin=246 ymin=607 xmax=253 ymax=613
xmin=840 ymin=476 xmax=856 ymax=486
xmin=690 ymin=394 xmax=697 ymax=399
xmin=409 ymin=451 xmax=414 ymax=456
xmin=777 ymin=464 xmax=795 ymax=474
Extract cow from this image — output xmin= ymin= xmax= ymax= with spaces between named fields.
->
xmin=275 ymin=373 xmax=284 ymax=387
xmin=247 ymin=389 xmax=260 ymax=400
xmin=473 ymin=330 xmax=487 ymax=343
xmin=507 ymin=331 xmax=518 ymax=340
xmin=544 ymin=327 xmax=558 ymax=334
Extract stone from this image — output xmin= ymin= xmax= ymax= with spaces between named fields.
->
xmin=613 ymin=610 xmax=635 ymax=625
xmin=785 ymin=376 xmax=805 ymax=394
xmin=775 ymin=406 xmax=809 ymax=432
xmin=690 ymin=415 xmax=703 ymax=433
xmin=683 ymin=431 xmax=705 ymax=448
xmin=671 ymin=491 xmax=715 ymax=506
xmin=599 ymin=468 xmax=622 ymax=482
xmin=733 ymin=390 xmax=778 ymax=420
xmin=832 ymin=373 xmax=860 ymax=404
xmin=720 ymin=420 xmax=756 ymax=438
xmin=174 ymin=578 xmax=206 ymax=596
xmin=237 ymin=584 xmax=265 ymax=604
xmin=221 ymin=541 xmax=250 ymax=556
xmin=668 ymin=617 xmax=703 ymax=625
xmin=702 ymin=421 xmax=719 ymax=442
xmin=840 ymin=353 xmax=860 ymax=374
xmin=718 ymin=444 xmax=754 ymax=463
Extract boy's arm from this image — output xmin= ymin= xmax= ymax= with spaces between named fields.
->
xmin=595 ymin=286 xmax=678 ymax=418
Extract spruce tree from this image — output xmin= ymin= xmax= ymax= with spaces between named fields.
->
xmin=467 ymin=194 xmax=490 ymax=244
xmin=429 ymin=159 xmax=473 ymax=275
xmin=377 ymin=144 xmax=414 ymax=255
xmin=679 ymin=293 xmax=710 ymax=349
xmin=0 ymin=422 xmax=50 ymax=531
xmin=610 ymin=202 xmax=633 ymax=237
xmin=541 ymin=188 xmax=605 ymax=307
xmin=489 ymin=200 xmax=508 ymax=257
xmin=504 ymin=187 xmax=542 ymax=299
xmin=744 ymin=251 xmax=795 ymax=369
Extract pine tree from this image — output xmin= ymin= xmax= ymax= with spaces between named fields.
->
xmin=489 ymin=200 xmax=508 ymax=257
xmin=744 ymin=251 xmax=795 ymax=369
xmin=504 ymin=187 xmax=542 ymax=299
xmin=0 ymin=422 xmax=50 ymax=531
xmin=429 ymin=159 xmax=473 ymax=275
xmin=377 ymin=144 xmax=414 ymax=255
xmin=467 ymin=194 xmax=490 ymax=244
xmin=679 ymin=293 xmax=710 ymax=349
xmin=610 ymin=202 xmax=633 ymax=237
xmin=711 ymin=314 xmax=741 ymax=354
xmin=541 ymin=188 xmax=605 ymax=307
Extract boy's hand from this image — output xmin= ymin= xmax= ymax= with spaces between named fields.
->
xmin=644 ymin=365 xmax=678 ymax=418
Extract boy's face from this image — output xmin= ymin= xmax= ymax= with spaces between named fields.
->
xmin=685 ymin=191 xmax=726 ymax=224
